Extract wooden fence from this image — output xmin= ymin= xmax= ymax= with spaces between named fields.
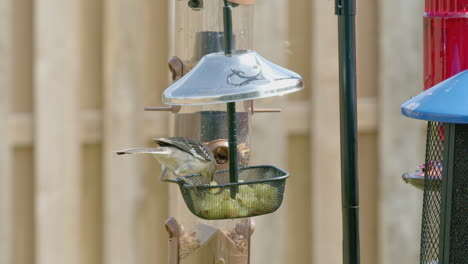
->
xmin=0 ymin=0 xmax=425 ymax=264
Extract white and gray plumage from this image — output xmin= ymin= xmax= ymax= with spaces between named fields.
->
xmin=116 ymin=137 xmax=217 ymax=182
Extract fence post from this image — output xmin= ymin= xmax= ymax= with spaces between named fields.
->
xmin=0 ymin=0 xmax=12 ymax=263
xmin=34 ymin=1 xmax=82 ymax=264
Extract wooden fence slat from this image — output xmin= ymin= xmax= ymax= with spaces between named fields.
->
xmin=309 ymin=1 xmax=342 ymax=263
xmin=34 ymin=1 xmax=82 ymax=264
xmin=137 ymin=1 xmax=170 ymax=263
xmin=378 ymin=1 xmax=424 ymax=264
xmin=251 ymin=1 xmax=289 ymax=263
xmin=0 ymin=0 xmax=12 ymax=263
xmin=103 ymin=0 xmax=148 ymax=263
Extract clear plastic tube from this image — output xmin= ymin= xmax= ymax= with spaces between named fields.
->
xmin=174 ymin=1 xmax=254 ymax=71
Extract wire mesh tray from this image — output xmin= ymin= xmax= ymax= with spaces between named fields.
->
xmin=164 ymin=165 xmax=288 ymax=220
xmin=402 ymin=162 xmax=442 ymax=191
xmin=402 ymin=173 xmax=442 ymax=191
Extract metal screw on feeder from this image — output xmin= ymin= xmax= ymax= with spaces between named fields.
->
xmin=160 ymin=0 xmax=303 ymax=220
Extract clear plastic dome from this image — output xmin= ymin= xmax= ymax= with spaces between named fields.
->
xmin=163 ymin=50 xmax=303 ymax=105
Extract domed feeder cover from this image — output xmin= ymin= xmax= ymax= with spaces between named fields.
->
xmin=162 ymin=50 xmax=303 ymax=105
xmin=401 ymin=69 xmax=468 ymax=123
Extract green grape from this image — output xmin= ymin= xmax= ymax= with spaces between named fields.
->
xmin=209 ymin=181 xmax=220 ymax=194
xmin=218 ymin=189 xmax=232 ymax=200
xmin=236 ymin=192 xmax=257 ymax=208
xmin=237 ymin=205 xmax=250 ymax=217
xmin=251 ymin=183 xmax=277 ymax=199
xmin=256 ymin=197 xmax=278 ymax=214
xmin=199 ymin=199 xmax=220 ymax=218
xmin=238 ymin=183 xmax=252 ymax=194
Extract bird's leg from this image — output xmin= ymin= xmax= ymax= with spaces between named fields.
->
xmin=159 ymin=167 xmax=168 ymax=181
xmin=174 ymin=170 xmax=196 ymax=187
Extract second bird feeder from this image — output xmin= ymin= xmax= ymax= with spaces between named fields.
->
xmin=402 ymin=70 xmax=468 ymax=264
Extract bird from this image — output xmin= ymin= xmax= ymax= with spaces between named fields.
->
xmin=116 ymin=137 xmax=217 ymax=183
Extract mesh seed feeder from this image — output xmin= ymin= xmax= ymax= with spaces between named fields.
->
xmin=155 ymin=1 xmax=302 ymax=220
xmin=401 ymin=70 xmax=468 ymax=264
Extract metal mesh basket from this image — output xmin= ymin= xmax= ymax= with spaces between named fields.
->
xmin=420 ymin=121 xmax=444 ymax=264
xmin=420 ymin=122 xmax=468 ymax=264
xmin=164 ymin=165 xmax=288 ymax=220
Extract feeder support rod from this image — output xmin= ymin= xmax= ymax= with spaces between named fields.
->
xmin=223 ymin=0 xmax=234 ymax=55
xmin=223 ymin=0 xmax=239 ymax=195
xmin=336 ymin=1 xmax=360 ymax=264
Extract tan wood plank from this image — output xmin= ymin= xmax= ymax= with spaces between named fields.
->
xmin=79 ymin=3 xmax=103 ymax=263
xmin=10 ymin=111 xmax=168 ymax=146
xmin=103 ymin=0 xmax=167 ymax=263
xmin=10 ymin=1 xmax=35 ymax=264
xmin=309 ymin=1 xmax=342 ymax=263
xmin=82 ymin=145 xmax=103 ymax=264
xmin=355 ymin=1 xmax=380 ymax=263
xmin=137 ymin=1 xmax=170 ymax=263
xmin=357 ymin=98 xmax=378 ymax=133
xmin=285 ymin=99 xmax=378 ymax=135
xmin=34 ymin=1 xmax=82 ymax=264
xmin=378 ymin=1 xmax=425 ymax=264
xmin=10 ymin=0 xmax=33 ymax=113
xmin=287 ymin=0 xmax=311 ymax=101
xmin=12 ymin=148 xmax=35 ymax=264
xmin=356 ymin=0 xmax=379 ymax=98
xmin=251 ymin=1 xmax=289 ymax=263
xmin=286 ymin=135 xmax=311 ymax=264
xmin=358 ymin=134 xmax=379 ymax=264
xmin=0 ymin=0 xmax=12 ymax=262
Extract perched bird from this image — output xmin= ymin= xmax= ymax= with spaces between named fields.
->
xmin=116 ymin=137 xmax=217 ymax=183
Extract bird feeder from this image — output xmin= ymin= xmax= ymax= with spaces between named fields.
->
xmin=401 ymin=70 xmax=468 ymax=264
xmin=148 ymin=0 xmax=302 ymax=221
xmin=146 ymin=0 xmax=255 ymax=172
xmin=403 ymin=0 xmax=468 ymax=190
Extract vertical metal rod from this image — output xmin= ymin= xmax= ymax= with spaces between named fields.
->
xmin=223 ymin=0 xmax=233 ymax=55
xmin=223 ymin=0 xmax=238 ymax=197
xmin=335 ymin=1 xmax=360 ymax=264
xmin=439 ymin=123 xmax=455 ymax=264
xmin=227 ymin=102 xmax=239 ymax=196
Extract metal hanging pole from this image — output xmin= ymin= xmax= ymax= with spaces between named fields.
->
xmin=223 ymin=0 xmax=239 ymax=197
xmin=335 ymin=1 xmax=360 ymax=264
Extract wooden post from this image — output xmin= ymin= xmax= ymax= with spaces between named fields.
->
xmin=80 ymin=1 xmax=103 ymax=264
xmin=34 ymin=1 xmax=82 ymax=264
xmin=0 ymin=0 xmax=12 ymax=263
xmin=377 ymin=1 xmax=424 ymax=264
xmin=138 ymin=1 xmax=170 ymax=263
xmin=309 ymin=1 xmax=342 ymax=263
xmin=103 ymin=0 xmax=172 ymax=263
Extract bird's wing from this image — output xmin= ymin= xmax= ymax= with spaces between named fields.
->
xmin=154 ymin=137 xmax=213 ymax=162
xmin=116 ymin=147 xmax=168 ymax=155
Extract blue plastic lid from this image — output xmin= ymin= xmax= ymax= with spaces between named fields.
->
xmin=401 ymin=70 xmax=468 ymax=124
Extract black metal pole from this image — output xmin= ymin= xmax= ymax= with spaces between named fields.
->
xmin=335 ymin=1 xmax=360 ymax=264
xmin=223 ymin=0 xmax=238 ymax=198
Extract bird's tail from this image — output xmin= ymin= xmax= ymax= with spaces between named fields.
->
xmin=115 ymin=147 xmax=169 ymax=155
